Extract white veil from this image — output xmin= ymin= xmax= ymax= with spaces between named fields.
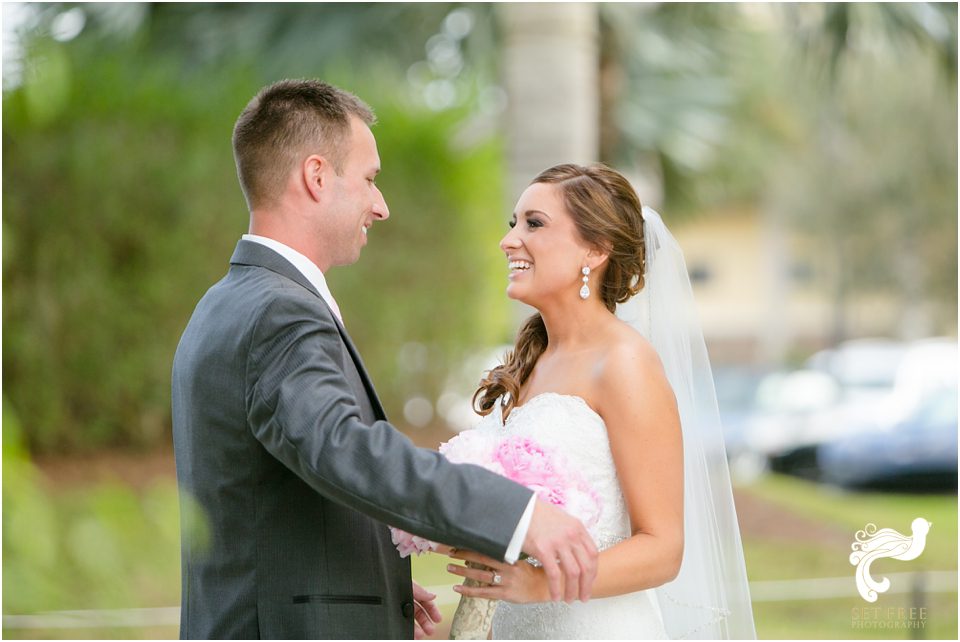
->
xmin=617 ymin=207 xmax=756 ymax=639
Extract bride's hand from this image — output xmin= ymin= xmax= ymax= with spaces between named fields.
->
xmin=445 ymin=549 xmax=551 ymax=604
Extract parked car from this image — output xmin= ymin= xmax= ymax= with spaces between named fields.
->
xmin=888 ymin=337 xmax=958 ymax=422
xmin=741 ymin=338 xmax=954 ymax=480
xmin=739 ymin=368 xmax=841 ymax=479
xmin=818 ymin=386 xmax=958 ymax=491
xmin=713 ymin=366 xmax=769 ymax=456
xmin=805 ymin=338 xmax=908 ymax=398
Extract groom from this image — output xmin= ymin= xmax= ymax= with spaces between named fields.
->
xmin=171 ymin=79 xmax=598 ymax=639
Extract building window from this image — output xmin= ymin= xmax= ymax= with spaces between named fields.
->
xmin=689 ymin=263 xmax=712 ymax=285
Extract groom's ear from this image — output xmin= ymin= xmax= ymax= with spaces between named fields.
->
xmin=302 ymin=154 xmax=331 ymax=202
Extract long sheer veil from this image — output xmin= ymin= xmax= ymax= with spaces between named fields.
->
xmin=616 ymin=207 xmax=756 ymax=639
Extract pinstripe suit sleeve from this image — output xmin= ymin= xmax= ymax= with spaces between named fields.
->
xmin=244 ymin=290 xmax=533 ymax=561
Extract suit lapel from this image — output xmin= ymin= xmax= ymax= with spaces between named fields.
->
xmin=331 ymin=322 xmax=387 ymax=421
xmin=230 ymin=240 xmax=387 ymax=421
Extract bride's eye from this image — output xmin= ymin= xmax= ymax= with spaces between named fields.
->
xmin=527 ymin=218 xmax=543 ymax=229
xmin=508 ymin=219 xmax=517 ymax=229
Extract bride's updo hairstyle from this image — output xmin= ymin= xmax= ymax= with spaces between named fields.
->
xmin=473 ymin=163 xmax=647 ymax=417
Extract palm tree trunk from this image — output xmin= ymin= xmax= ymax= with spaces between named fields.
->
xmin=498 ymin=3 xmax=600 ymax=199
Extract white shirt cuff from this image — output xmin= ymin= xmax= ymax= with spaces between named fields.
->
xmin=503 ymin=495 xmax=537 ymax=563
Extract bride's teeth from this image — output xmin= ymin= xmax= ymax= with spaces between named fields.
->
xmin=509 ymin=260 xmax=532 ymax=271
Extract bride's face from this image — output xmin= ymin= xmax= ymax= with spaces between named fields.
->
xmin=500 ymin=182 xmax=592 ymax=306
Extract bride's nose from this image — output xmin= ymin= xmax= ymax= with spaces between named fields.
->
xmin=500 ymin=228 xmax=521 ymax=253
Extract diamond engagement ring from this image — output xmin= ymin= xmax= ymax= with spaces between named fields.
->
xmin=491 ymin=572 xmax=503 ymax=585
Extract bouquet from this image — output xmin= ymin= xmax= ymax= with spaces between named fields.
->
xmin=390 ymin=429 xmax=601 ymax=639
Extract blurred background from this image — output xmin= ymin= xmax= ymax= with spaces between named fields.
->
xmin=3 ymin=2 xmax=957 ymax=639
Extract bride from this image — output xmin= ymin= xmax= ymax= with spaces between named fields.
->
xmin=443 ymin=164 xmax=755 ymax=639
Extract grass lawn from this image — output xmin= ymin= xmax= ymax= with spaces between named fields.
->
xmin=738 ymin=474 xmax=956 ymax=640
xmin=3 ymin=463 xmax=955 ymax=640
xmin=410 ymin=473 xmax=958 ymax=640
xmin=743 ymin=474 xmax=957 ymax=572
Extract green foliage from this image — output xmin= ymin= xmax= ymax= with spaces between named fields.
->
xmin=600 ymin=2 xmax=741 ymax=212
xmin=3 ymin=28 xmax=510 ymax=453
xmin=606 ymin=3 xmax=958 ymax=335
xmin=2 ymin=402 xmax=182 ymax=624
xmin=9 ymin=3 xmax=955 ymax=453
xmin=325 ymin=87 xmax=511 ymax=416
xmin=4 ymin=35 xmax=249 ymax=452
xmin=769 ymin=48 xmax=958 ymax=331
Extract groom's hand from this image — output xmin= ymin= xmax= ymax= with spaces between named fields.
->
xmin=412 ymin=580 xmax=442 ymax=639
xmin=523 ymin=499 xmax=598 ymax=603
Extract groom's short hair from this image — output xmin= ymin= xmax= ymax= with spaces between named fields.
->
xmin=232 ymin=79 xmax=375 ymax=210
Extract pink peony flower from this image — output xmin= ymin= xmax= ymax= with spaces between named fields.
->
xmin=389 ymin=431 xmax=601 ymax=558
xmin=390 ymin=528 xmax=438 ymax=558
xmin=494 ymin=437 xmax=566 ymax=505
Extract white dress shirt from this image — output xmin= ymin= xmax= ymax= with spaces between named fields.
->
xmin=240 ymin=234 xmax=534 ymax=563
xmin=242 ymin=234 xmax=343 ymax=322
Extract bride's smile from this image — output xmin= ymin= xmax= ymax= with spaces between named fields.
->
xmin=507 ymin=258 xmax=533 ymax=276
xmin=500 ymin=181 xmax=604 ymax=308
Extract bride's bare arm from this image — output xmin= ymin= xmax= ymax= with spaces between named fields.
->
xmin=590 ymin=335 xmax=684 ymax=597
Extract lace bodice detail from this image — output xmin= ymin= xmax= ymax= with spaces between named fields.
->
xmin=469 ymin=393 xmax=667 ymax=639
xmin=473 ymin=393 xmax=631 ymax=551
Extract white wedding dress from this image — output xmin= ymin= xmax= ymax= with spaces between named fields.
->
xmin=472 ymin=392 xmax=669 ymax=640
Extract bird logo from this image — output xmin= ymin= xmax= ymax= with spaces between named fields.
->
xmin=849 ymin=518 xmax=932 ymax=602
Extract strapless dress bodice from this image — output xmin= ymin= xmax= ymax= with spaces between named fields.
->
xmin=470 ymin=393 xmax=668 ymax=639
xmin=473 ymin=393 xmax=632 ymax=550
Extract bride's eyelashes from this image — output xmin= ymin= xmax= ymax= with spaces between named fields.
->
xmin=508 ymin=216 xmax=544 ymax=230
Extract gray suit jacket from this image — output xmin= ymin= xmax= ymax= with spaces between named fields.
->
xmin=171 ymin=240 xmax=532 ymax=639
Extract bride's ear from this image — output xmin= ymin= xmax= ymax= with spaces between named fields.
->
xmin=586 ymin=245 xmax=610 ymax=272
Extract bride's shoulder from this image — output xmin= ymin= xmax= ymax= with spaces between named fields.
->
xmin=599 ymin=320 xmax=664 ymax=377
xmin=593 ymin=324 xmax=677 ymax=435
xmin=593 ymin=321 xmax=672 ymax=409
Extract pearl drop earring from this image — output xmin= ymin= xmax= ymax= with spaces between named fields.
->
xmin=579 ymin=266 xmax=591 ymax=300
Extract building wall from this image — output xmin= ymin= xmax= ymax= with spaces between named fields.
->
xmin=672 ymin=207 xmax=904 ymax=365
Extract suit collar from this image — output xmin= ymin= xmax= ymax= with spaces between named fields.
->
xmin=229 ymin=239 xmax=387 ymax=421
xmin=230 ymin=239 xmax=321 ymax=299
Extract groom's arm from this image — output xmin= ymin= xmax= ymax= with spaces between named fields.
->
xmin=245 ymin=292 xmax=532 ymax=560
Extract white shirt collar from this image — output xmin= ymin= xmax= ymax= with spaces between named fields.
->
xmin=241 ymin=234 xmax=343 ymax=323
